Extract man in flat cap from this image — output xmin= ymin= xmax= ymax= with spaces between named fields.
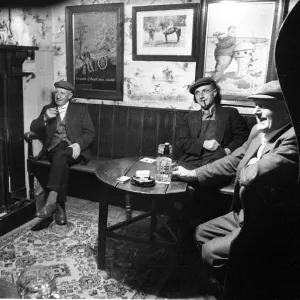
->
xmin=177 ymin=77 xmax=248 ymax=170
xmin=30 ymin=80 xmax=95 ymax=225
xmin=174 ymin=77 xmax=248 ymax=222
xmin=172 ymin=80 xmax=299 ymax=297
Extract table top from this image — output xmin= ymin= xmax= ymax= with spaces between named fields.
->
xmin=95 ymin=157 xmax=187 ymax=195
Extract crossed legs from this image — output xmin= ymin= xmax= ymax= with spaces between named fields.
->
xmin=36 ymin=142 xmax=82 ymax=225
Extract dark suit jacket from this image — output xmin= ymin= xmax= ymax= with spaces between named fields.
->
xmin=176 ymin=106 xmax=249 ymax=168
xmin=195 ymin=123 xmax=299 ymax=295
xmin=30 ymin=101 xmax=95 ymax=163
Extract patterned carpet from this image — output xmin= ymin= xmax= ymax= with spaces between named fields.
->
xmin=0 ymin=198 xmax=169 ymax=299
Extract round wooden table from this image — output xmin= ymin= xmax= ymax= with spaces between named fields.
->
xmin=95 ymin=157 xmax=188 ymax=269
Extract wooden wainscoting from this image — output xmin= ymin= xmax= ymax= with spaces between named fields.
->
xmin=87 ymin=104 xmax=256 ymax=160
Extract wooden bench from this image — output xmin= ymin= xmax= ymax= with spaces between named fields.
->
xmin=24 ymin=131 xmax=235 ymax=204
xmin=24 ymin=106 xmax=255 ymax=203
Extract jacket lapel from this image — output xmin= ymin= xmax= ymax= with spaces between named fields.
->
xmin=65 ymin=101 xmax=74 ymax=132
xmin=237 ymin=133 xmax=262 ymax=171
xmin=259 ymin=123 xmax=293 ymax=158
xmin=215 ymin=106 xmax=228 ymax=142
xmin=192 ymin=110 xmax=203 ymax=138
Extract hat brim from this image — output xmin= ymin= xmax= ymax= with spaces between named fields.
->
xmin=247 ymin=95 xmax=275 ymax=100
xmin=189 ymin=81 xmax=214 ymax=94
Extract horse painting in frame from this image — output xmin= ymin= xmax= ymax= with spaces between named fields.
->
xmin=132 ymin=3 xmax=198 ymax=61
xmin=159 ymin=21 xmax=181 ymax=44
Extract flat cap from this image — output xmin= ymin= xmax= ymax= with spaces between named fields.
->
xmin=54 ymin=80 xmax=75 ymax=93
xmin=247 ymin=80 xmax=284 ymax=101
xmin=189 ymin=77 xmax=217 ymax=95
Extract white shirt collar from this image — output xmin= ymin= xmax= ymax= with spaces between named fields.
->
xmin=202 ymin=104 xmax=216 ymax=117
xmin=57 ymin=101 xmax=69 ymax=112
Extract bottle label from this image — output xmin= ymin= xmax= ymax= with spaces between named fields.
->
xmin=156 ymin=157 xmax=172 ymax=183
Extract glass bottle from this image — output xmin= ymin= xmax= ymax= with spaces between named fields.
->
xmin=156 ymin=142 xmax=172 ymax=183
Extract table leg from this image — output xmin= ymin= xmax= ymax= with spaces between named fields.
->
xmin=98 ymin=189 xmax=109 ymax=270
xmin=125 ymin=193 xmax=132 ymax=220
xmin=150 ymin=198 xmax=158 ymax=247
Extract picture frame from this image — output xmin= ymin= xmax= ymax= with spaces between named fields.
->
xmin=65 ymin=3 xmax=124 ymax=101
xmin=132 ymin=4 xmax=199 ymax=61
xmin=196 ymin=0 xmax=286 ymax=106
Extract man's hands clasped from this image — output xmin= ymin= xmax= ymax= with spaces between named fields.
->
xmin=203 ymin=139 xmax=220 ymax=151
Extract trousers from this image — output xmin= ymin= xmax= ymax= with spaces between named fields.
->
xmin=194 ymin=211 xmax=241 ymax=284
xmin=46 ymin=142 xmax=83 ymax=203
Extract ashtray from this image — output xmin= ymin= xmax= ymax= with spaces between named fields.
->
xmin=130 ymin=176 xmax=156 ymax=187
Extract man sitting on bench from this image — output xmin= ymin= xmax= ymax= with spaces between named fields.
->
xmin=30 ymin=80 xmax=95 ymax=225
xmin=172 ymin=80 xmax=299 ymax=296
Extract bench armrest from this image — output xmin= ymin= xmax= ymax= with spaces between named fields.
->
xmin=24 ymin=131 xmax=42 ymax=159
xmin=24 ymin=131 xmax=41 ymax=142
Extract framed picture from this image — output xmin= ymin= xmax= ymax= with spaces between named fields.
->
xmin=66 ymin=3 xmax=124 ymax=100
xmin=132 ymin=4 xmax=199 ymax=61
xmin=196 ymin=0 xmax=286 ymax=106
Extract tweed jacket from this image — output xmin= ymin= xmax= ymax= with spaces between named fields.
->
xmin=195 ymin=123 xmax=299 ymax=226
xmin=30 ymin=101 xmax=95 ymax=163
xmin=176 ymin=106 xmax=249 ymax=167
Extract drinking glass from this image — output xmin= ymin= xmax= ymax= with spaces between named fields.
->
xmin=16 ymin=265 xmax=60 ymax=299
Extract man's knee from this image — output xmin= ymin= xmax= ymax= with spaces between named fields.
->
xmin=202 ymin=240 xmax=218 ymax=267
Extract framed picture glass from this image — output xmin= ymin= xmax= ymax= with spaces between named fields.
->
xmin=196 ymin=0 xmax=286 ymax=106
xmin=66 ymin=3 xmax=124 ymax=100
xmin=132 ymin=4 xmax=199 ymax=61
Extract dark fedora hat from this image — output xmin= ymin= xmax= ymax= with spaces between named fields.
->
xmin=189 ymin=77 xmax=217 ymax=95
xmin=54 ymin=80 xmax=75 ymax=93
xmin=247 ymin=80 xmax=284 ymax=101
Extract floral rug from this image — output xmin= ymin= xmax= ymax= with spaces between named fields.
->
xmin=0 ymin=201 xmax=168 ymax=299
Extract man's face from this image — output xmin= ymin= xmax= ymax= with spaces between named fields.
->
xmin=253 ymin=98 xmax=289 ymax=134
xmin=54 ymin=87 xmax=72 ymax=107
xmin=194 ymin=84 xmax=216 ymax=110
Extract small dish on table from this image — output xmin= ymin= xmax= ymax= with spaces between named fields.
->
xmin=130 ymin=175 xmax=156 ymax=187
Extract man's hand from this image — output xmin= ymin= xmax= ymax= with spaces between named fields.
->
xmin=44 ymin=107 xmax=58 ymax=122
xmin=224 ymin=148 xmax=231 ymax=155
xmin=171 ymin=166 xmax=197 ymax=182
xmin=68 ymin=143 xmax=81 ymax=159
xmin=203 ymin=139 xmax=220 ymax=151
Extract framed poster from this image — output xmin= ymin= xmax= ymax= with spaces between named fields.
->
xmin=132 ymin=4 xmax=199 ymax=61
xmin=66 ymin=3 xmax=124 ymax=100
xmin=196 ymin=0 xmax=285 ymax=106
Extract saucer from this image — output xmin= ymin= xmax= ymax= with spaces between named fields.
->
xmin=130 ymin=176 xmax=156 ymax=187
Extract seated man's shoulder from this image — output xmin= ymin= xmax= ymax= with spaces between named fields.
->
xmin=219 ymin=105 xmax=239 ymax=114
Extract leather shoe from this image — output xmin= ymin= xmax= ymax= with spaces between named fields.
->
xmin=55 ymin=203 xmax=67 ymax=225
xmin=35 ymin=201 xmax=56 ymax=218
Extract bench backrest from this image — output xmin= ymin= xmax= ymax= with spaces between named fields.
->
xmin=88 ymin=104 xmax=256 ymax=159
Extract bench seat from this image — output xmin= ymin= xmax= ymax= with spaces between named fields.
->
xmin=30 ymin=157 xmax=235 ymax=196
xmin=31 ymin=157 xmax=109 ymax=174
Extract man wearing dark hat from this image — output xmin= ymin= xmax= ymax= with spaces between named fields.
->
xmin=30 ymin=80 xmax=95 ymax=225
xmin=172 ymin=76 xmax=248 ymax=229
xmin=172 ymin=80 xmax=299 ymax=296
xmin=176 ymin=77 xmax=248 ymax=170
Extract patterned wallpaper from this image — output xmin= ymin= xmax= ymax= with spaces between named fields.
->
xmin=0 ymin=0 xmax=198 ymax=110
xmin=1 ymin=0 xmax=294 ymax=111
